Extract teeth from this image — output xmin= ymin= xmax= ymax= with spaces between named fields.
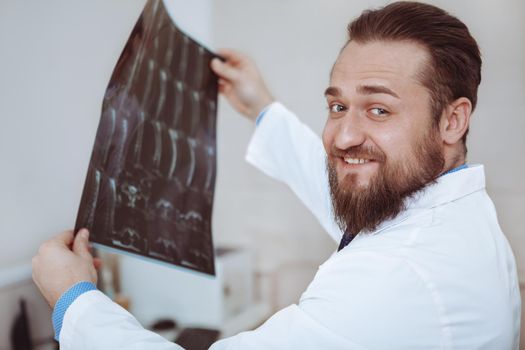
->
xmin=344 ymin=157 xmax=370 ymax=165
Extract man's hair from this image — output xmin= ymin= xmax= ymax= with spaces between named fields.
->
xmin=347 ymin=1 xmax=482 ymax=150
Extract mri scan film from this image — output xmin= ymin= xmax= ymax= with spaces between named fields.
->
xmin=75 ymin=0 xmax=218 ymax=275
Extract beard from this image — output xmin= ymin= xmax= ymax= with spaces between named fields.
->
xmin=327 ymin=128 xmax=445 ymax=236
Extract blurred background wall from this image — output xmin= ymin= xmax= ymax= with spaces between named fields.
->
xmin=0 ymin=0 xmax=523 ymax=348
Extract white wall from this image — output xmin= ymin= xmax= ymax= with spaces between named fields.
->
xmin=0 ymin=0 xmax=148 ymax=269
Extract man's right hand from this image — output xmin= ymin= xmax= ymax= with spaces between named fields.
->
xmin=32 ymin=229 xmax=99 ymax=309
xmin=210 ymin=49 xmax=275 ymax=121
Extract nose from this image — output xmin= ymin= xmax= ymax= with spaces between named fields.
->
xmin=330 ymin=108 xmax=366 ymax=151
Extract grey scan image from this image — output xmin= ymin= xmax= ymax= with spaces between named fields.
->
xmin=75 ymin=0 xmax=218 ymax=275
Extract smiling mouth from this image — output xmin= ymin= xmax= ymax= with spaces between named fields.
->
xmin=343 ymin=156 xmax=374 ymax=165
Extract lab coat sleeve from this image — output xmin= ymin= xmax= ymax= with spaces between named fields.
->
xmin=59 ymin=290 xmax=184 ymax=350
xmin=59 ymin=251 xmax=439 ymax=349
xmin=209 ymin=305 xmax=368 ymax=350
xmin=59 ymin=288 xmax=368 ymax=350
xmin=245 ymin=102 xmax=343 ymax=242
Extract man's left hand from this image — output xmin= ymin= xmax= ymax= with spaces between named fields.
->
xmin=32 ymin=229 xmax=100 ymax=308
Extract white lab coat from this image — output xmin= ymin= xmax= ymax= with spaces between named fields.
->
xmin=60 ymin=102 xmax=521 ymax=349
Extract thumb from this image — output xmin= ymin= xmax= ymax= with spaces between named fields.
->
xmin=211 ymin=58 xmax=239 ymax=82
xmin=53 ymin=230 xmax=75 ymax=247
xmin=73 ymin=229 xmax=93 ymax=260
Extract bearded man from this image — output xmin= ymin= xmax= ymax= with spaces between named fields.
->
xmin=32 ymin=2 xmax=520 ymax=349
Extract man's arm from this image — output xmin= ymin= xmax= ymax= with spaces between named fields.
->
xmin=34 ymin=231 xmax=435 ymax=349
xmin=32 ymin=230 xmax=185 ymax=349
xmin=31 ymin=230 xmax=362 ymax=349
xmin=245 ymin=102 xmax=342 ymax=241
xmin=59 ymin=289 xmax=184 ymax=350
xmin=60 ymin=287 xmax=367 ymax=350
xmin=211 ymin=50 xmax=342 ymax=241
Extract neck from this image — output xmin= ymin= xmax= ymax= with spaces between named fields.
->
xmin=441 ymin=147 xmax=465 ymax=174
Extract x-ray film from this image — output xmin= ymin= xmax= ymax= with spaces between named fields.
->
xmin=75 ymin=0 xmax=218 ymax=275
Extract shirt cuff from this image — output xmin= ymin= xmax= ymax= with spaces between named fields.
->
xmin=255 ymin=103 xmax=276 ymax=126
xmin=52 ymin=281 xmax=97 ymax=341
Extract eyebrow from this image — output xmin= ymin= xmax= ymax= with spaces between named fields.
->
xmin=324 ymin=85 xmax=400 ymax=99
xmin=324 ymin=86 xmax=342 ymax=97
xmin=357 ymin=84 xmax=400 ymax=99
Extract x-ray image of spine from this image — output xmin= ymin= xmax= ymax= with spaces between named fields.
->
xmin=75 ymin=0 xmax=218 ymax=275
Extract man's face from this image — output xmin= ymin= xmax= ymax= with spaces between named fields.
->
xmin=322 ymin=40 xmax=445 ymax=234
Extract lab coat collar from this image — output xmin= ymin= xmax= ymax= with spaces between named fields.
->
xmin=366 ymin=164 xmax=486 ymax=236
xmin=408 ymin=164 xmax=485 ymax=210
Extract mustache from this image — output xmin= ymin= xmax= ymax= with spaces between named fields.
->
xmin=329 ymin=144 xmax=386 ymax=163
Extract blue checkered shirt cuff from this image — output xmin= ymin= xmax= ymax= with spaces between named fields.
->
xmin=52 ymin=281 xmax=97 ymax=341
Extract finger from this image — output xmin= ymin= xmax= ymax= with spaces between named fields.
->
xmin=73 ymin=229 xmax=93 ymax=259
xmin=216 ymin=48 xmax=247 ymax=63
xmin=93 ymin=257 xmax=103 ymax=270
xmin=218 ymin=81 xmax=233 ymax=95
xmin=211 ymin=58 xmax=240 ymax=81
xmin=53 ymin=230 xmax=74 ymax=247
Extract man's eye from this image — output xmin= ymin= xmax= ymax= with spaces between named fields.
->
xmin=369 ymin=107 xmax=389 ymax=117
xmin=329 ymin=104 xmax=346 ymax=113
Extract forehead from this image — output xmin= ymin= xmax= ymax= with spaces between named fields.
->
xmin=330 ymin=40 xmax=429 ymax=94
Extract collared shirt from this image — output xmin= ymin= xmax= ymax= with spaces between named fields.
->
xmin=55 ymin=102 xmax=520 ymax=349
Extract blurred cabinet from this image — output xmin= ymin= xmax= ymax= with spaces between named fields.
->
xmin=118 ymin=246 xmax=270 ymax=336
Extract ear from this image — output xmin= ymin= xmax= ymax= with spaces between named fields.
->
xmin=439 ymin=97 xmax=472 ymax=146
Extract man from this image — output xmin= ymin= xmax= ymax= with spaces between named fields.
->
xmin=32 ymin=2 xmax=520 ymax=349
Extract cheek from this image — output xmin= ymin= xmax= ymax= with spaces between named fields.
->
xmin=373 ymin=126 xmax=415 ymax=164
xmin=322 ymin=121 xmax=335 ymax=153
